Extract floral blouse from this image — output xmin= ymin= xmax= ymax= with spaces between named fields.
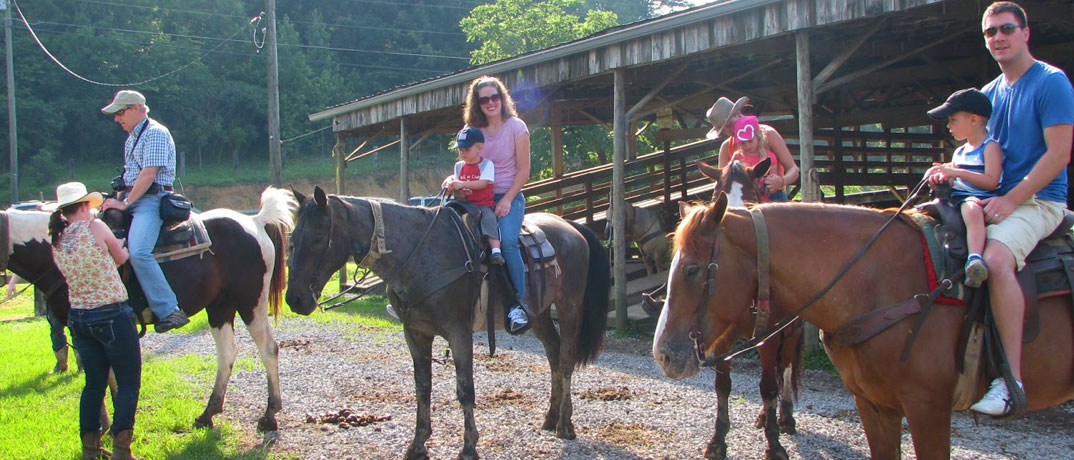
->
xmin=52 ymin=220 xmax=128 ymax=309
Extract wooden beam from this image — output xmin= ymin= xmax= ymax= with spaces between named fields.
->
xmin=816 ymin=32 xmax=969 ymax=95
xmin=626 ymin=63 xmax=689 ymax=121
xmin=578 ymin=109 xmax=612 ymax=130
xmin=344 ymin=138 xmax=400 ymax=163
xmin=812 ymin=17 xmax=886 ymax=88
xmin=399 ymin=117 xmax=410 ymax=203
xmin=797 ymin=30 xmax=819 ymax=203
xmin=612 ymin=68 xmax=628 ymax=330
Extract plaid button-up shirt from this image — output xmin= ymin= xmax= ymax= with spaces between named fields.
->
xmin=123 ymin=118 xmax=176 ymax=187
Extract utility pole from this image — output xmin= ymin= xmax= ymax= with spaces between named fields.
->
xmin=3 ymin=0 xmax=17 ymax=203
xmin=265 ymin=0 xmax=282 ymax=186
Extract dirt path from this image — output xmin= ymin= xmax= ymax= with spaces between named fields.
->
xmin=140 ymin=317 xmax=1074 ymax=459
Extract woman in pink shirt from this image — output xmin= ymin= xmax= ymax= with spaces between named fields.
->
xmin=463 ymin=75 xmax=531 ymax=333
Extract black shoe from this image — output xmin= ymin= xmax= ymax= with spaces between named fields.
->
xmin=490 ymin=252 xmax=505 ymax=265
xmin=155 ymin=310 xmax=190 ymax=333
xmin=507 ymin=306 xmax=529 ymax=334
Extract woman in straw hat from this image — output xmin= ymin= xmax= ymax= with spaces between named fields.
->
xmin=706 ymin=96 xmax=800 ymax=201
xmin=48 ymin=182 xmax=141 ymax=460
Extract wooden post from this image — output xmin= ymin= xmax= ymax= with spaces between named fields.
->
xmin=399 ymin=117 xmax=409 ymax=203
xmin=265 ymin=0 xmax=282 ymax=186
xmin=552 ymin=108 xmax=564 ymax=213
xmin=796 ymin=30 xmax=820 ymax=352
xmin=612 ymin=69 xmax=628 ymax=330
xmin=333 ymin=135 xmax=348 ymax=290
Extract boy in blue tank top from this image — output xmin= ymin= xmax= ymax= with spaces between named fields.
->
xmin=924 ymin=88 xmax=1004 ymax=288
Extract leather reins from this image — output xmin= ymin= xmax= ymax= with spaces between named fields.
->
xmin=691 ymin=179 xmax=930 ymax=367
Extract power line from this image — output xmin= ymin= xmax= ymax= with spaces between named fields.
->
xmin=11 ymin=0 xmax=258 ymax=87
xmin=24 ymin=26 xmax=455 ymax=74
xmin=26 ymin=19 xmax=471 ymax=60
xmin=79 ymin=0 xmax=467 ymax=37
xmin=281 ymin=125 xmax=332 ymax=143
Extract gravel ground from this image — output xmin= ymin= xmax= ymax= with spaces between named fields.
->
xmin=140 ymin=317 xmax=1074 ymax=460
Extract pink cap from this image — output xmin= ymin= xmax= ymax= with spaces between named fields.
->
xmin=733 ymin=115 xmax=759 ymax=142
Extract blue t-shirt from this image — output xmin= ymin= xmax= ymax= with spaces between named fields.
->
xmin=982 ymin=61 xmax=1074 ymax=202
xmin=951 ymin=137 xmax=999 ymax=199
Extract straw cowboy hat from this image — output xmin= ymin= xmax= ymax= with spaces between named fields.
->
xmin=705 ymin=96 xmax=749 ymax=139
xmin=47 ymin=182 xmax=104 ymax=211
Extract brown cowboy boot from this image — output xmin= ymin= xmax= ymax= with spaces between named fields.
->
xmin=110 ymin=429 xmax=141 ymax=460
xmin=51 ymin=345 xmax=69 ymax=374
xmin=80 ymin=431 xmax=111 ymax=460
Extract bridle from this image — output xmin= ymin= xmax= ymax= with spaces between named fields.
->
xmin=690 ymin=178 xmax=930 ymax=367
xmin=311 ymin=198 xmax=476 ymax=311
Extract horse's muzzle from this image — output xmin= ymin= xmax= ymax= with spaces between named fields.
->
xmin=285 ymin=289 xmax=317 ymax=316
xmin=653 ymin=337 xmax=701 ymax=379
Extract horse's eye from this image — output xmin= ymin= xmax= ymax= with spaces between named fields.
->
xmin=685 ymin=265 xmax=701 ymax=279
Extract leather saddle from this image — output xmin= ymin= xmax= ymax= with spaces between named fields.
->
xmin=107 ymin=210 xmax=213 ymax=263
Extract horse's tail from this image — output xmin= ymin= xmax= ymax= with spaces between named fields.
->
xmin=254 ymin=187 xmax=299 ymax=318
xmin=567 ymin=220 xmax=610 ymax=368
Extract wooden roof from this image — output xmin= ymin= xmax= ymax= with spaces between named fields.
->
xmin=311 ymin=0 xmax=1074 ymax=138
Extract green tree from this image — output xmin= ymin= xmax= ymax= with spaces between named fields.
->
xmin=460 ymin=0 xmax=619 ymax=65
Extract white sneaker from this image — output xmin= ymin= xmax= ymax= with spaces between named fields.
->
xmin=970 ymin=378 xmax=1022 ymax=416
xmin=507 ymin=306 xmax=528 ymax=333
xmin=385 ymin=304 xmax=399 ymax=320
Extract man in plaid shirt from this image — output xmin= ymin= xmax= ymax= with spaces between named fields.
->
xmin=100 ymin=90 xmax=189 ymax=333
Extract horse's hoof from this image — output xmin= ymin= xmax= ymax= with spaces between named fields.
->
xmin=456 ymin=450 xmax=479 ymax=460
xmin=703 ymin=443 xmax=727 ymax=460
xmin=257 ymin=416 xmax=279 ymax=432
xmin=555 ymin=425 xmax=576 ymax=440
xmin=755 ymin=412 xmax=767 ymax=429
xmin=766 ymin=446 xmax=789 ymax=460
xmin=405 ymin=448 xmax=430 ymax=460
xmin=193 ymin=416 xmax=214 ymax=429
xmin=541 ymin=415 xmax=557 ymax=432
xmin=779 ymin=421 xmax=796 ymax=435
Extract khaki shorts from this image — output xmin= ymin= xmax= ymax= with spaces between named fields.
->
xmin=986 ymin=197 xmax=1066 ymax=270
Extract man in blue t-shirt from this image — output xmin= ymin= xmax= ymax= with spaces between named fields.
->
xmin=970 ymin=1 xmax=1074 ymax=417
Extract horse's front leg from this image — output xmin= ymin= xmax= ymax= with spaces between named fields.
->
xmin=195 ymin=322 xmax=238 ymax=428
xmin=757 ymin=343 xmax=788 ymax=460
xmin=403 ymin=326 xmax=435 ymax=460
xmin=446 ymin=329 xmax=479 ymax=460
xmin=245 ymin=306 xmax=282 ymax=432
xmin=855 ymin=395 xmax=904 ymax=460
xmin=903 ymin=391 xmax=954 ymax=460
xmin=704 ymin=361 xmax=731 ymax=459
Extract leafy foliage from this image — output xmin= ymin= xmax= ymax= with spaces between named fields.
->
xmin=460 ymin=0 xmax=619 ymax=65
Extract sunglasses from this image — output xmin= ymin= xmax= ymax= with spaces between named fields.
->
xmin=113 ymin=106 xmax=131 ymax=117
xmin=983 ymin=23 xmax=1021 ymax=38
xmin=478 ymin=93 xmax=502 ymax=105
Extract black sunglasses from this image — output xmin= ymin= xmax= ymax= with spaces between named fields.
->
xmin=113 ymin=106 xmax=133 ymax=117
xmin=983 ymin=23 xmax=1021 ymax=38
xmin=478 ymin=93 xmax=502 ymax=105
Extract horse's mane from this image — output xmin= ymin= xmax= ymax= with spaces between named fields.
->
xmin=672 ymin=202 xmax=712 ymax=257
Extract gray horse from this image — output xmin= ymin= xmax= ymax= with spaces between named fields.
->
xmin=285 ymin=187 xmax=610 ymax=460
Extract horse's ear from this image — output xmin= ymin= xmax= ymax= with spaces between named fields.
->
xmin=702 ymin=192 xmax=729 ymax=231
xmin=291 ymin=187 xmax=306 ymax=204
xmin=678 ymin=200 xmax=691 ymax=219
xmin=697 ymin=160 xmax=722 ymax=181
xmin=313 ymin=186 xmax=327 ymax=208
xmin=751 ymin=157 xmax=773 ymax=179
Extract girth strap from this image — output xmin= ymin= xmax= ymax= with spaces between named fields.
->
xmin=358 ymin=200 xmax=391 ymax=268
xmin=749 ymin=208 xmax=771 ymax=338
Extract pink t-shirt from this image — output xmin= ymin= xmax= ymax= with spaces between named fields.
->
xmin=478 ymin=117 xmax=529 ymax=195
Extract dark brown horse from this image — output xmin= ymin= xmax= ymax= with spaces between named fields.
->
xmin=653 ymin=157 xmax=801 ymax=460
xmin=285 ymin=188 xmax=609 ymax=460
xmin=95 ymin=187 xmax=296 ymax=432
xmin=654 ymin=194 xmax=1074 ymax=460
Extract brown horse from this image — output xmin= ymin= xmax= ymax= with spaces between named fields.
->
xmin=285 ymin=188 xmax=610 ymax=460
xmin=649 ymin=157 xmax=801 ymax=460
xmin=613 ymin=202 xmax=670 ymax=275
xmin=654 ymin=193 xmax=1074 ymax=460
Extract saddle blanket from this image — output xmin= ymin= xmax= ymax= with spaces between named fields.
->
xmin=154 ymin=216 xmax=212 ymax=263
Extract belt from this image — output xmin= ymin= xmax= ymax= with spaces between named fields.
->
xmin=123 ymin=183 xmax=173 ymax=193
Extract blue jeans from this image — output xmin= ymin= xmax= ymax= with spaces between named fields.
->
xmin=68 ymin=303 xmax=141 ymax=435
xmin=128 ymin=191 xmax=179 ymax=320
xmin=494 ymin=193 xmax=526 ymax=304
xmin=768 ymin=190 xmax=789 ymax=202
xmin=46 ymin=306 xmax=67 ymax=351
